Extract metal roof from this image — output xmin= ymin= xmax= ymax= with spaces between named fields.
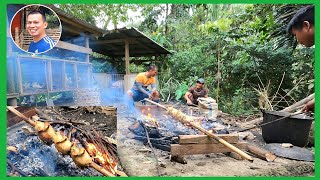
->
xmin=9 ymin=4 xmax=171 ymax=57
xmin=90 ymin=27 xmax=171 ymax=57
xmin=47 ymin=5 xmax=107 ymax=39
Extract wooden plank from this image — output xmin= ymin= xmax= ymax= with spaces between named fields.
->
xmin=170 ymin=142 xmax=248 ymax=156
xmin=85 ymin=34 xmax=90 ymax=62
xmin=62 ymin=62 xmax=66 ymax=89
xmin=74 ymin=63 xmax=78 ymax=88
xmin=48 ymin=61 xmax=53 ymax=91
xmin=16 ymin=57 xmax=23 ymax=94
xmin=178 ymin=134 xmax=239 ymax=144
xmin=55 ymin=41 xmax=92 ymax=54
xmin=7 ymin=107 xmax=36 ymax=127
xmin=125 ymin=40 xmax=130 ymax=75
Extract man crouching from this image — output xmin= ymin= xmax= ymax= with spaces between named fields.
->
xmin=127 ymin=65 xmax=160 ymax=105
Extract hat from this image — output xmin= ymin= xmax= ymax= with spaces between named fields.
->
xmin=196 ymin=78 xmax=205 ymax=84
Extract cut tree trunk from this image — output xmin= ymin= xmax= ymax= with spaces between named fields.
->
xmin=247 ymin=144 xmax=277 ymax=162
xmin=178 ymin=134 xmax=239 ymax=144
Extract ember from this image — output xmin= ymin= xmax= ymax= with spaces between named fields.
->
xmin=85 ymin=143 xmax=117 ymax=175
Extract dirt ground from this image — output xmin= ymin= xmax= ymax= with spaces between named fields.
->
xmin=116 ymin=103 xmax=314 ymax=177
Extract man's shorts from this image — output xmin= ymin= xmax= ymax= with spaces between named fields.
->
xmin=132 ymin=89 xmax=159 ymax=103
xmin=132 ymin=89 xmax=150 ymax=102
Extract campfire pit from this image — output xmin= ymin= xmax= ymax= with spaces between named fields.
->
xmin=117 ymin=101 xmax=314 ymax=176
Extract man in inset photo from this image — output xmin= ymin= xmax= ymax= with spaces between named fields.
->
xmin=27 ymin=10 xmax=56 ymax=53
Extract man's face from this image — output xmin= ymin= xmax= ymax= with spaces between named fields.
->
xmin=292 ymin=21 xmax=314 ymax=47
xmin=196 ymin=82 xmax=204 ymax=89
xmin=26 ymin=13 xmax=47 ymax=39
xmin=149 ymin=69 xmax=158 ymax=77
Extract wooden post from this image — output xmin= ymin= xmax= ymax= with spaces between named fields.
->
xmin=17 ymin=57 xmax=23 ymax=95
xmin=15 ymin=27 xmax=19 ymax=45
xmin=85 ymin=34 xmax=90 ymax=63
xmin=216 ymin=40 xmax=220 ymax=103
xmin=48 ymin=61 xmax=53 ymax=91
xmin=125 ymin=40 xmax=130 ymax=75
xmin=62 ymin=62 xmax=66 ymax=89
xmin=74 ymin=63 xmax=78 ymax=88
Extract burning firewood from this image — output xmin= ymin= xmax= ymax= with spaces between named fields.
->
xmin=143 ymin=99 xmax=254 ymax=162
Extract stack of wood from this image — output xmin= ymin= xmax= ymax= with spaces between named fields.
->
xmin=171 ymin=134 xmax=247 ymax=156
xmin=84 ymin=106 xmax=116 ymax=116
xmin=73 ymin=88 xmax=101 ymax=106
xmin=171 ymin=134 xmax=277 ymax=162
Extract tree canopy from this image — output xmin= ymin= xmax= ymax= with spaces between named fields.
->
xmin=58 ymin=4 xmax=314 ymax=115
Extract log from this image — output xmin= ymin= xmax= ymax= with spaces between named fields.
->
xmin=144 ymin=98 xmax=253 ymax=162
xmin=170 ymin=142 xmax=248 ymax=156
xmin=247 ymin=144 xmax=277 ymax=162
xmin=224 ymin=152 xmax=244 ymax=160
xmin=281 ymin=93 xmax=314 ymax=112
xmin=178 ymin=134 xmax=239 ymax=144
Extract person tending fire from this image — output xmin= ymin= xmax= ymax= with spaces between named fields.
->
xmin=287 ymin=5 xmax=314 ymax=112
xmin=127 ymin=65 xmax=160 ymax=105
xmin=184 ymin=78 xmax=209 ymax=106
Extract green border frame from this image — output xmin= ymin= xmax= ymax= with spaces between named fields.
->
xmin=0 ymin=0 xmax=318 ymax=179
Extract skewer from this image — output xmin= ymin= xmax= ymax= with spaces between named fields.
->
xmin=143 ymin=98 xmax=254 ymax=162
xmin=90 ymin=162 xmax=116 ymax=177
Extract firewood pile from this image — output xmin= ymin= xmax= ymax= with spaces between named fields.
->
xmin=130 ymin=99 xmax=280 ymax=163
xmin=7 ymin=106 xmax=125 ymax=177
xmin=84 ymin=106 xmax=117 ymax=117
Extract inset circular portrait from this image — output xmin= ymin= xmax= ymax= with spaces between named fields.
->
xmin=10 ymin=4 xmax=62 ymax=54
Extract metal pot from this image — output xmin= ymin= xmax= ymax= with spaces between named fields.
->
xmin=261 ymin=109 xmax=313 ymax=147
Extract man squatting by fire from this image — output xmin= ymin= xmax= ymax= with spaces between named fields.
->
xmin=127 ymin=65 xmax=160 ymax=105
xmin=287 ymin=5 xmax=314 ymax=112
xmin=27 ymin=10 xmax=56 ymax=54
xmin=184 ymin=78 xmax=209 ymax=106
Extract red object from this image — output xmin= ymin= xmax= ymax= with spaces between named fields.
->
xmin=11 ymin=11 xmax=22 ymax=38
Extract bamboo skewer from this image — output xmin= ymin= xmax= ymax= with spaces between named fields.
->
xmin=90 ymin=162 xmax=116 ymax=177
xmin=7 ymin=106 xmax=116 ymax=176
xmin=143 ymin=98 xmax=254 ymax=162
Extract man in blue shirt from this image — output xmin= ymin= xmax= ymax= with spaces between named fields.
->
xmin=27 ymin=10 xmax=55 ymax=53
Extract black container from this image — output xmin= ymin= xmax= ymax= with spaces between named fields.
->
xmin=261 ymin=110 xmax=313 ymax=147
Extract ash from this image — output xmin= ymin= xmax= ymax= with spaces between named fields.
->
xmin=7 ymin=129 xmax=101 ymax=176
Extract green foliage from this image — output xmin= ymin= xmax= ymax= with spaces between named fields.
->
xmin=175 ymin=83 xmax=189 ymax=100
xmin=55 ymin=4 xmax=314 ymax=115
xmin=91 ymin=59 xmax=114 ymax=73
xmin=57 ymin=4 xmax=138 ymax=29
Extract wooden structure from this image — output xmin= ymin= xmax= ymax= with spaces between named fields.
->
xmin=7 ymin=5 xmax=171 ymax=105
